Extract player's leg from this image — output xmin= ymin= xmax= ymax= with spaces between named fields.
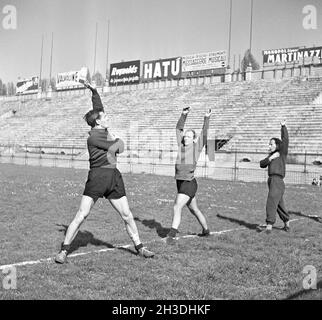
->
xmin=109 ymin=196 xmax=140 ymax=246
xmin=166 ymin=193 xmax=191 ymax=244
xmin=55 ymin=195 xmax=95 ymax=263
xmin=277 ymin=194 xmax=290 ymax=231
xmin=65 ymin=195 xmax=95 ymax=244
xmin=187 ymin=197 xmax=210 ymax=236
xmin=109 ymin=196 xmax=154 ymax=258
xmin=263 ymin=177 xmax=283 ymax=233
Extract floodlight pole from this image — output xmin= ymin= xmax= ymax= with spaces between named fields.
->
xmin=228 ymin=0 xmax=233 ymax=68
xmin=39 ymin=34 xmax=44 ymax=89
xmin=249 ymin=0 xmax=253 ymax=52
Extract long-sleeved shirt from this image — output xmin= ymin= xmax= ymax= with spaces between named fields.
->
xmin=91 ymin=87 xmax=104 ymax=112
xmin=175 ymin=113 xmax=209 ymax=180
xmin=87 ymin=88 xmax=124 ymax=169
xmin=260 ymin=125 xmax=289 ymax=178
xmin=87 ymin=129 xmax=124 ymax=169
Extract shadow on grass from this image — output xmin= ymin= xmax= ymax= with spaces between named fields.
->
xmin=134 ymin=217 xmax=170 ymax=238
xmin=56 ymin=224 xmax=115 ymax=254
xmin=117 ymin=246 xmax=138 ymax=256
xmin=216 ymin=214 xmax=259 ymax=230
xmin=284 ymin=280 xmax=322 ymax=300
xmin=216 ymin=214 xmax=281 ymax=232
xmin=56 ymin=224 xmax=144 ymax=257
xmin=289 ymin=211 xmax=322 ymax=223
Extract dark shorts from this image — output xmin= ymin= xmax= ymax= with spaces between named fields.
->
xmin=83 ymin=167 xmax=126 ymax=202
xmin=176 ymin=178 xmax=198 ymax=198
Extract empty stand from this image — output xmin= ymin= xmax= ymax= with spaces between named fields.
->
xmin=0 ymin=76 xmax=322 ymax=155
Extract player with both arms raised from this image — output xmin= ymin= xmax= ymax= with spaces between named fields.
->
xmin=166 ymin=106 xmax=211 ymax=244
xmin=55 ymin=82 xmax=154 ymax=263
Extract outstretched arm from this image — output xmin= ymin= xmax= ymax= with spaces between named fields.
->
xmin=279 ymin=120 xmax=289 ymax=155
xmin=196 ymin=109 xmax=211 ymax=151
xmin=176 ymin=107 xmax=190 ymax=145
xmin=84 ymin=81 xmax=104 ymax=112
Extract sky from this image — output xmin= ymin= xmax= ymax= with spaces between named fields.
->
xmin=0 ymin=0 xmax=322 ymax=83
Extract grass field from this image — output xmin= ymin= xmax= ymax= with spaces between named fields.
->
xmin=0 ymin=163 xmax=321 ymax=300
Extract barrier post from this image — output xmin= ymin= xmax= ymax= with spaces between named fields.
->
xmin=234 ymin=149 xmax=237 ymax=181
xmin=24 ymin=144 xmax=28 ymax=165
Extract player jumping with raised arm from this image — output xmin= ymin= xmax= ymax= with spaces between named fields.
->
xmin=166 ymin=106 xmax=211 ymax=244
xmin=258 ymin=120 xmax=290 ymax=234
xmin=55 ymin=82 xmax=154 ymax=263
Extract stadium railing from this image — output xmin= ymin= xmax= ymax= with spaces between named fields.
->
xmin=1 ymin=143 xmax=322 ymax=185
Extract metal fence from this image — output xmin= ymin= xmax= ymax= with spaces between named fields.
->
xmin=1 ymin=144 xmax=322 ymax=185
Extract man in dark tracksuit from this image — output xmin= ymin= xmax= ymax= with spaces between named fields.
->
xmin=259 ymin=121 xmax=290 ymax=233
xmin=55 ymin=82 xmax=154 ymax=263
xmin=166 ymin=106 xmax=211 ymax=244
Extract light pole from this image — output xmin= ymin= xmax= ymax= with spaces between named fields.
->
xmin=249 ymin=0 xmax=254 ymax=52
xmin=105 ymin=19 xmax=110 ymax=84
xmin=49 ymin=32 xmax=54 ymax=90
xmin=228 ymin=0 xmax=233 ymax=68
xmin=39 ymin=34 xmax=44 ymax=92
xmin=93 ymin=22 xmax=98 ymax=83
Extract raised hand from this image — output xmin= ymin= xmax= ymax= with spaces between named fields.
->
xmin=182 ymin=107 xmax=191 ymax=115
xmin=205 ymin=108 xmax=212 ymax=117
xmin=108 ymin=131 xmax=118 ymax=140
xmin=280 ymin=120 xmax=286 ymax=126
xmin=84 ymin=80 xmax=96 ymax=90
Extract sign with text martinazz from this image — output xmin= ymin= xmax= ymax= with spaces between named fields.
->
xmin=263 ymin=46 xmax=322 ymax=65
xmin=109 ymin=60 xmax=140 ymax=86
xmin=16 ymin=76 xmax=39 ymax=94
xmin=142 ymin=57 xmax=182 ymax=82
xmin=182 ymin=51 xmax=227 ymax=72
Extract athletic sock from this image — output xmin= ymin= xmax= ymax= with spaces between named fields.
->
xmin=135 ymin=243 xmax=143 ymax=251
xmin=285 ymin=221 xmax=290 ymax=227
xmin=168 ymin=228 xmax=178 ymax=238
xmin=266 ymin=224 xmax=272 ymax=230
xmin=61 ymin=244 xmax=71 ymax=253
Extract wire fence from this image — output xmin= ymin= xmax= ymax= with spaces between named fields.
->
xmin=1 ymin=143 xmax=322 ymax=185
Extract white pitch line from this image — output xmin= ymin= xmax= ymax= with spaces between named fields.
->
xmin=180 ymin=227 xmax=247 ymax=239
xmin=67 ymin=244 xmax=133 ymax=258
xmin=0 ymin=243 xmax=133 ymax=271
xmin=0 ymin=218 xmax=305 ymax=271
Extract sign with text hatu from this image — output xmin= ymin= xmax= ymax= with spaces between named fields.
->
xmin=142 ymin=57 xmax=182 ymax=82
xmin=109 ymin=60 xmax=140 ymax=86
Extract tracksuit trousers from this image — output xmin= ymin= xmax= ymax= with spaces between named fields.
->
xmin=266 ymin=175 xmax=290 ymax=225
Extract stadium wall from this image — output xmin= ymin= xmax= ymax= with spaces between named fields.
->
xmin=1 ymin=64 xmax=322 ymax=102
